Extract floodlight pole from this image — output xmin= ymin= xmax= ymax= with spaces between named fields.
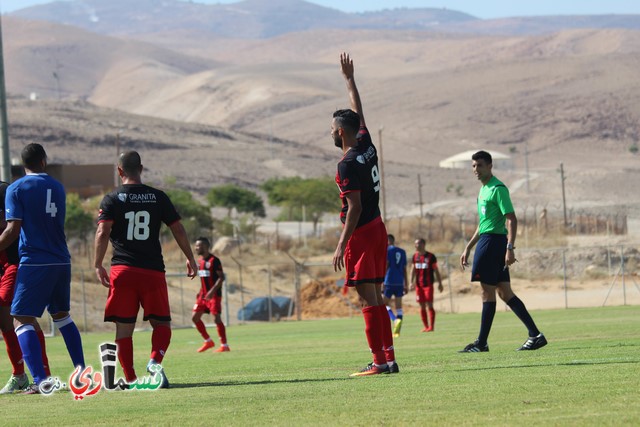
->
xmin=0 ymin=15 xmax=12 ymax=183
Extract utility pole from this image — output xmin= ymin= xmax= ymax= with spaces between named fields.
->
xmin=114 ymin=130 xmax=121 ymax=188
xmin=524 ymin=140 xmax=530 ymax=193
xmin=417 ymin=173 xmax=424 ymax=233
xmin=378 ymin=126 xmax=387 ymax=222
xmin=0 ymin=15 xmax=12 ymax=183
xmin=560 ymin=163 xmax=567 ymax=227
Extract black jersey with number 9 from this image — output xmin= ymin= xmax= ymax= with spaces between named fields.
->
xmin=335 ymin=126 xmax=381 ymax=228
xmin=97 ymin=184 xmax=181 ymax=272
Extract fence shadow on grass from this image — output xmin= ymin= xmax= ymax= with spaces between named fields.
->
xmin=171 ymin=376 xmax=352 ymax=389
xmin=451 ymin=358 xmax=640 ymax=372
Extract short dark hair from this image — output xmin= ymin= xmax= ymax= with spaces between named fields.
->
xmin=387 ymin=234 xmax=395 ymax=243
xmin=472 ymin=150 xmax=492 ymax=164
xmin=417 ymin=238 xmax=426 ymax=245
xmin=332 ymin=109 xmax=360 ymax=136
xmin=118 ymin=151 xmax=142 ymax=176
xmin=21 ymin=143 xmax=47 ymax=170
xmin=196 ymin=237 xmax=210 ymax=246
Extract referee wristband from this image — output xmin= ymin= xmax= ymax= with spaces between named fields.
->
xmin=506 ymin=243 xmax=515 ymax=250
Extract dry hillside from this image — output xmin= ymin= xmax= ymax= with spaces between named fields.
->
xmin=1 ymin=16 xmax=639 ymax=223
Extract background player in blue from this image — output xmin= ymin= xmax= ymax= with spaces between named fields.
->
xmin=0 ymin=143 xmax=85 ymax=394
xmin=383 ymin=234 xmax=407 ymax=338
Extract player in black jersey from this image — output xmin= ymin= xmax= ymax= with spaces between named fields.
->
xmin=332 ymin=53 xmax=397 ymax=376
xmin=94 ymin=151 xmax=197 ymax=387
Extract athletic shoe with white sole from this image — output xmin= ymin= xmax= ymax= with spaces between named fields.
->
xmin=458 ymin=340 xmax=489 ymax=353
xmin=517 ymin=333 xmax=548 ymax=351
xmin=0 ymin=373 xmax=29 ymax=394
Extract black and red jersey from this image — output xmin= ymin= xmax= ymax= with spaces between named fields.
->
xmin=335 ymin=126 xmax=381 ymax=228
xmin=97 ymin=184 xmax=180 ymax=272
xmin=0 ymin=182 xmax=19 ymax=266
xmin=197 ymin=254 xmax=223 ymax=298
xmin=413 ymin=251 xmax=438 ymax=287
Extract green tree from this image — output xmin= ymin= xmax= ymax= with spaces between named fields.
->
xmin=207 ymin=184 xmax=265 ymax=218
xmin=164 ymin=189 xmax=213 ymax=239
xmin=65 ymin=193 xmax=94 ymax=242
xmin=261 ymin=177 xmax=338 ymax=233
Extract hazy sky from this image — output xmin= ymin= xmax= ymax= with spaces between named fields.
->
xmin=1 ymin=0 xmax=640 ymax=19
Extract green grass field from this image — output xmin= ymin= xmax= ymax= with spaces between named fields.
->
xmin=1 ymin=306 xmax=639 ymax=426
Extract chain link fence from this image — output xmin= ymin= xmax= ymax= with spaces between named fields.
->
xmin=58 ymin=243 xmax=640 ymax=334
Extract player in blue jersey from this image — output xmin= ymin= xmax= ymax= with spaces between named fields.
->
xmin=0 ymin=144 xmax=85 ymax=394
xmin=383 ymin=235 xmax=408 ymax=337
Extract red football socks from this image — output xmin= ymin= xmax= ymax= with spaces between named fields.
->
xmin=36 ymin=330 xmax=51 ymax=377
xmin=115 ymin=336 xmax=136 ymax=382
xmin=194 ymin=320 xmax=210 ymax=340
xmin=216 ymin=322 xmax=227 ymax=345
xmin=150 ymin=324 xmax=172 ymax=364
xmin=362 ymin=306 xmax=386 ymax=365
xmin=377 ymin=305 xmax=395 ymax=363
xmin=2 ymin=330 xmax=25 ymax=376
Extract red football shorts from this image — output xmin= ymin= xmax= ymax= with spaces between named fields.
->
xmin=193 ymin=295 xmax=222 ymax=316
xmin=104 ymin=265 xmax=171 ymax=323
xmin=0 ymin=263 xmax=17 ymax=307
xmin=344 ymin=216 xmax=387 ymax=286
xmin=416 ymin=285 xmax=434 ymax=304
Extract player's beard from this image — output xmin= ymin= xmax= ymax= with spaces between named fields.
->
xmin=333 ymin=134 xmax=342 ymax=148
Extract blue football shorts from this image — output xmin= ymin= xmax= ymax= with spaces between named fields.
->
xmin=11 ymin=263 xmax=71 ymax=317
xmin=383 ymin=284 xmax=404 ymax=298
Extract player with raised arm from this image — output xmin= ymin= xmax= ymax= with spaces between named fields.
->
xmin=191 ymin=237 xmax=229 ymax=353
xmin=0 ymin=144 xmax=85 ymax=394
xmin=94 ymin=151 xmax=198 ymax=388
xmin=383 ymin=234 xmax=408 ymax=338
xmin=332 ymin=52 xmax=397 ymax=376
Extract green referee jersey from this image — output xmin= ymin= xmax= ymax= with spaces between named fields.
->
xmin=477 ymin=175 xmax=514 ymax=235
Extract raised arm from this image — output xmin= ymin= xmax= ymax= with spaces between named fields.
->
xmin=340 ymin=52 xmax=366 ymax=127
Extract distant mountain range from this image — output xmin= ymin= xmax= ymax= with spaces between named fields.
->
xmin=11 ymin=0 xmax=640 ymax=38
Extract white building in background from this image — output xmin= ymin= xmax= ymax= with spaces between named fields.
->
xmin=439 ymin=150 xmax=513 ymax=170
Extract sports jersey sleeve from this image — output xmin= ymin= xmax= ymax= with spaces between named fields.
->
xmin=213 ymin=257 xmax=223 ymax=273
xmin=431 ymin=253 xmax=438 ymax=270
xmin=494 ymin=186 xmax=514 ymax=215
xmin=97 ymin=194 xmax=115 ymax=223
xmin=160 ymin=192 xmax=181 ymax=226
xmin=5 ymin=184 xmax=22 ymax=221
xmin=400 ymin=249 xmax=407 ymax=268
xmin=337 ymin=160 xmax=362 ymax=194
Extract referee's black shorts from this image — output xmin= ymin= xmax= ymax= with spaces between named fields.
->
xmin=471 ymin=234 xmax=510 ymax=285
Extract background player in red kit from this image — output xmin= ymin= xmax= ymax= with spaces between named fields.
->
xmin=410 ymin=238 xmax=443 ymax=332
xmin=332 ymin=52 xmax=398 ymax=376
xmin=94 ymin=151 xmax=197 ymax=388
xmin=190 ymin=237 xmax=229 ymax=353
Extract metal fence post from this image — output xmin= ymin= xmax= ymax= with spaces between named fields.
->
xmin=446 ymin=255 xmax=454 ymax=313
xmin=81 ymin=270 xmax=88 ymax=333
xmin=224 ymin=278 xmax=230 ymax=327
xmin=621 ymin=245 xmax=626 ymax=305
xmin=268 ymin=264 xmax=273 ymax=321
xmin=231 ymin=256 xmax=245 ymax=324
xmin=562 ymin=250 xmax=568 ymax=309
xmin=180 ymin=277 xmax=185 ymax=327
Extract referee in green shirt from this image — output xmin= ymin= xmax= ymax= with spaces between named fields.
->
xmin=459 ymin=150 xmax=547 ymax=352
